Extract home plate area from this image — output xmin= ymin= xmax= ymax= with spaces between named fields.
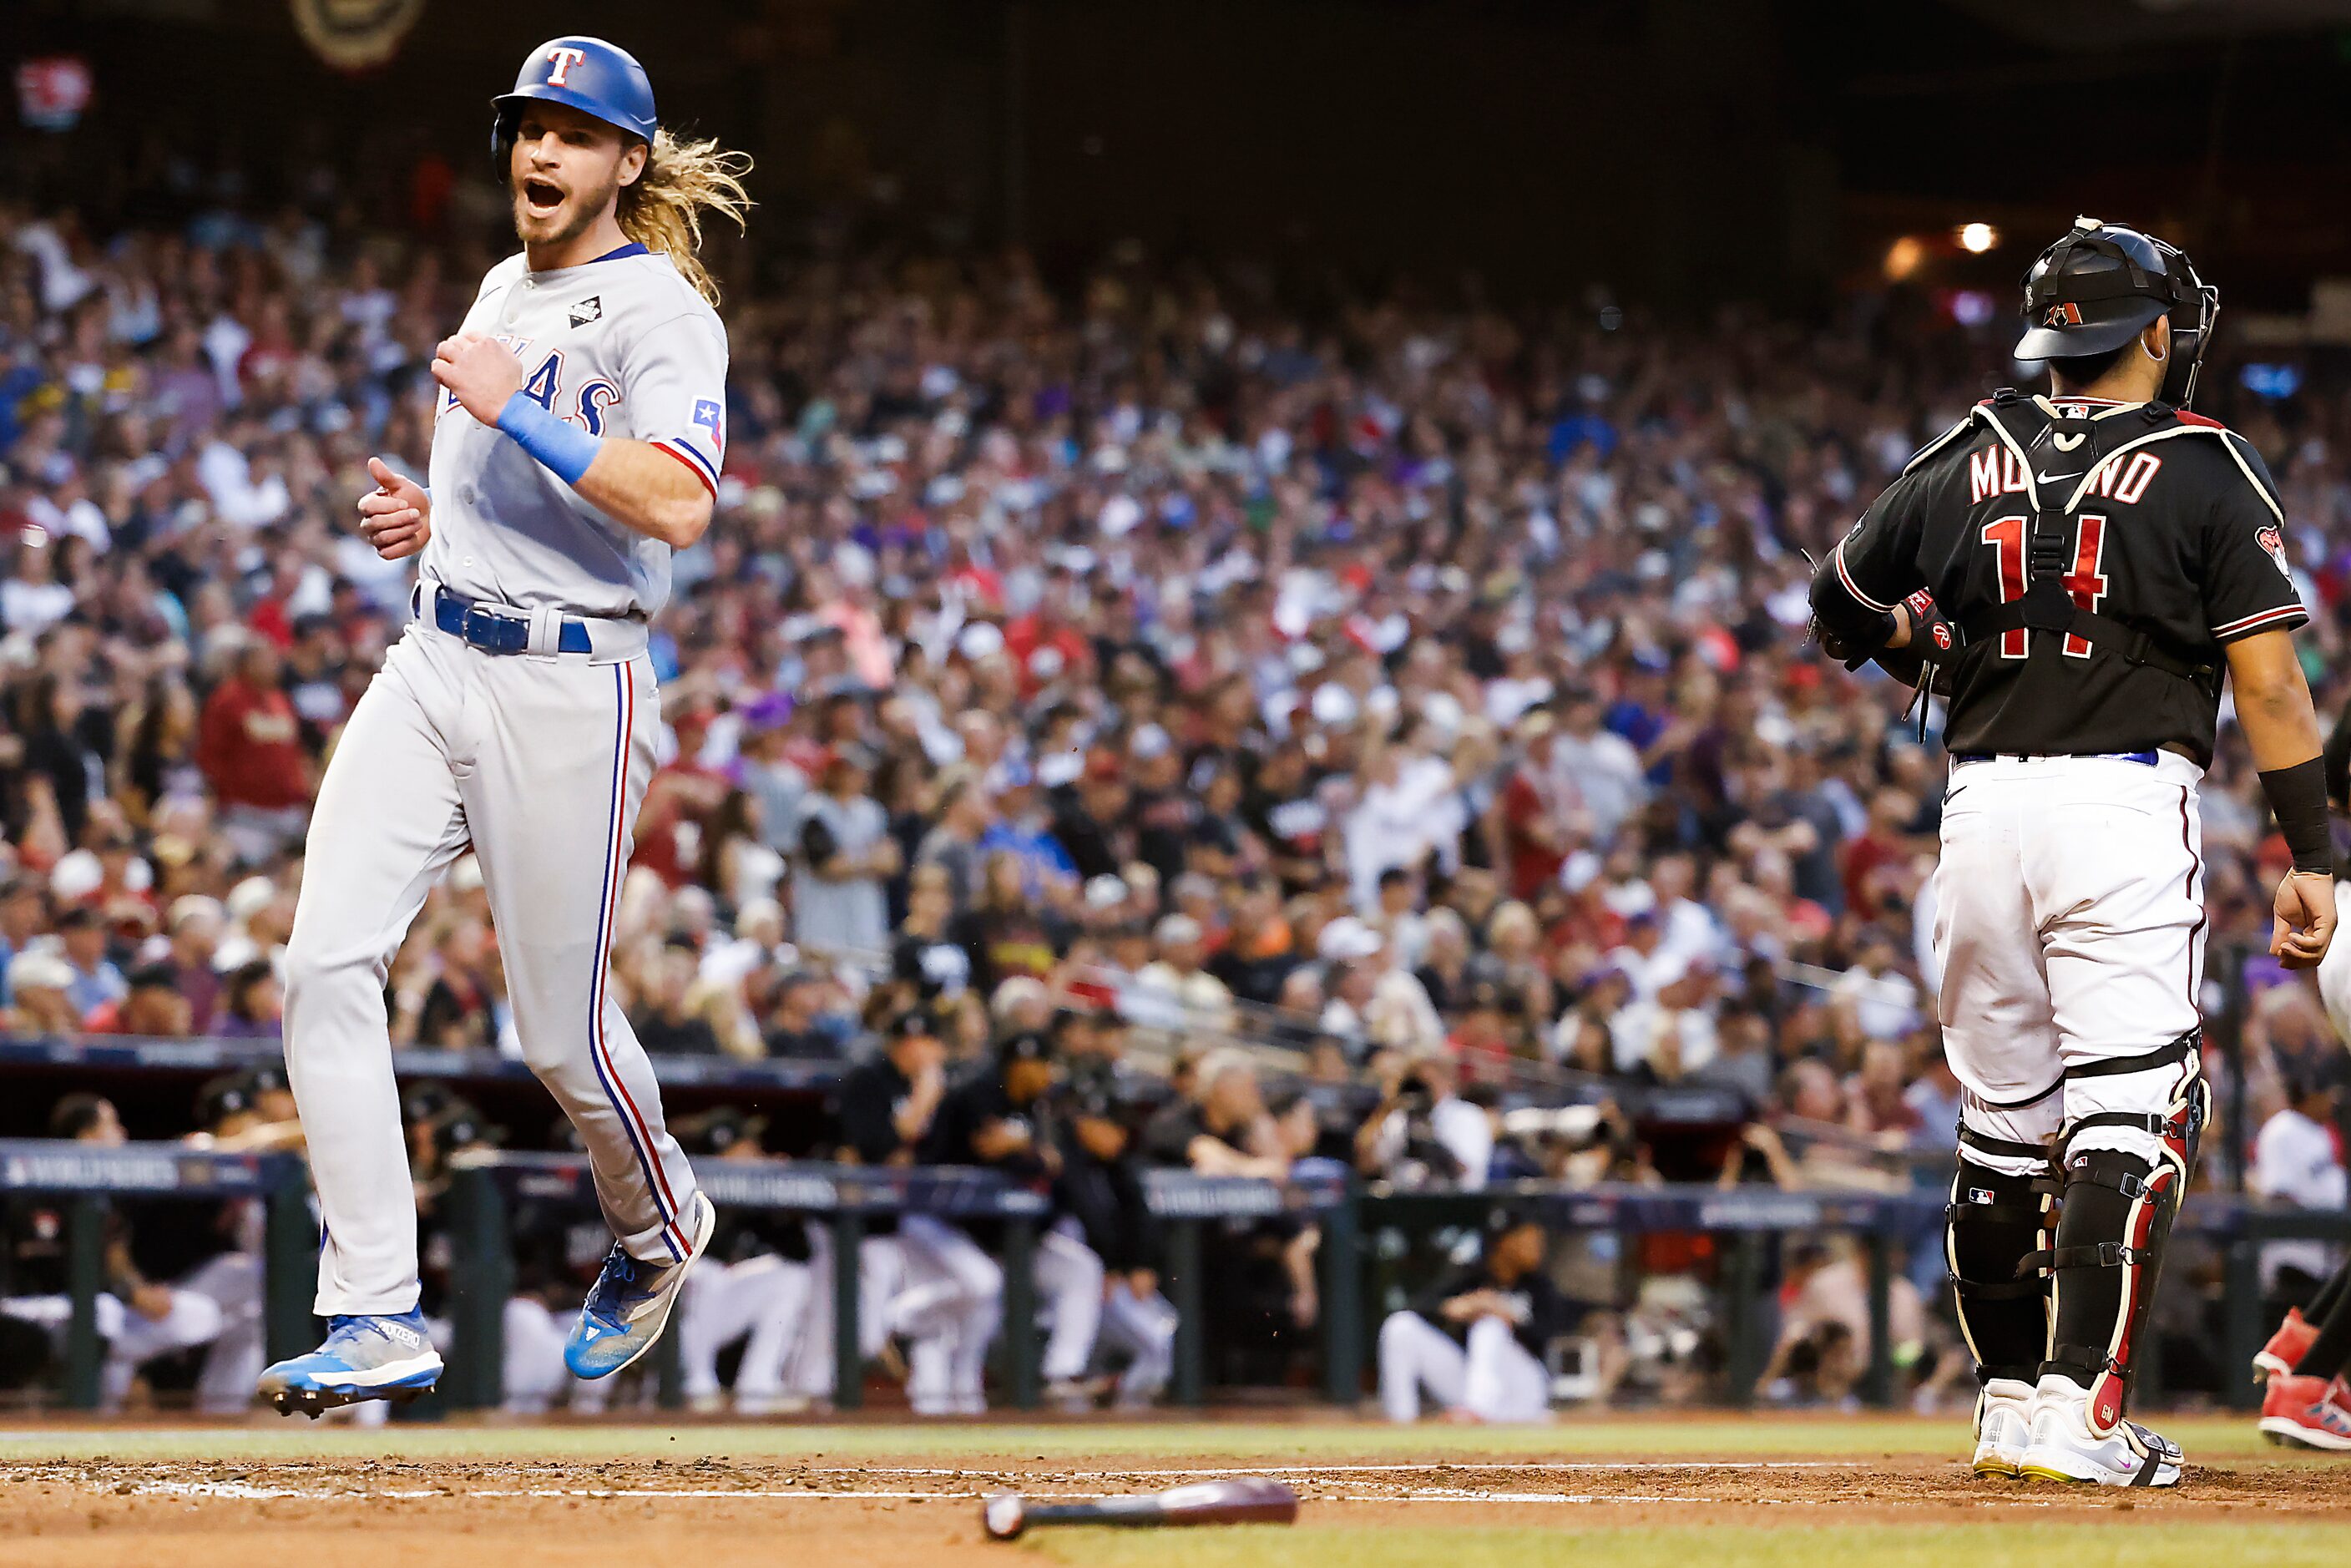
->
xmin=6 ymin=1421 xmax=2351 ymax=1568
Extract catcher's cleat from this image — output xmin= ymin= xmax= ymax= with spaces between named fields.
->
xmin=2258 ymin=1373 xmax=2351 ymax=1451
xmin=1970 ymin=1378 xmax=2035 ymax=1478
xmin=564 ymin=1190 xmax=717 ymax=1379
xmin=2256 ymin=1307 xmax=2318 ymax=1381
xmin=2016 ymin=1376 xmax=2182 ymax=1488
xmin=257 ymin=1310 xmax=442 ymax=1418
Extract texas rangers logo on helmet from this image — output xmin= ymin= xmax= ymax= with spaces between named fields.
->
xmin=544 ymin=45 xmax=588 ymax=85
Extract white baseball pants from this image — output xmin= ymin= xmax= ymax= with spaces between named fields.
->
xmin=787 ymin=1228 xmax=906 ymax=1401
xmin=180 ymin=1251 xmax=265 ymax=1414
xmin=500 ymin=1293 xmax=614 ymax=1414
xmin=680 ymin=1253 xmax=811 ymax=1409
xmin=1378 ymin=1311 xmax=1550 ymax=1424
xmin=1034 ymin=1220 xmax=1105 ymax=1383
xmin=892 ymin=1214 xmax=1004 ymax=1414
xmin=284 ymin=625 xmax=700 ymax=1314
xmin=1099 ymin=1276 xmax=1179 ymax=1404
xmin=1932 ymin=752 xmax=2208 ymax=1175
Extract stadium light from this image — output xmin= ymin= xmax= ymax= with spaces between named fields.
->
xmin=1883 ymin=235 xmax=1927 ymax=281
xmin=1959 ymin=221 xmax=1999 ymax=254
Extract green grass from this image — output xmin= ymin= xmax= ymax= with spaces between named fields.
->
xmin=0 ymin=1413 xmax=2312 ymax=1464
xmin=1027 ymin=1523 xmax=2351 ymax=1568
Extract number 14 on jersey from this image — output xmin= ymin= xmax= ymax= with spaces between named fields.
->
xmin=1981 ymin=514 xmax=2108 ymax=659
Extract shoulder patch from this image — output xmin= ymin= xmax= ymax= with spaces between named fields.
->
xmin=2257 ymin=524 xmax=2293 ymax=580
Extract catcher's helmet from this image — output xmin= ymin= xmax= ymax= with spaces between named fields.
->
xmin=492 ymin=36 xmax=657 ymax=163
xmin=2015 ymin=216 xmax=2219 ymax=407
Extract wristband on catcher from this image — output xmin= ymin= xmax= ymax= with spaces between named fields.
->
xmin=495 ymin=391 xmax=601 ymax=486
xmin=2259 ymin=756 xmax=2333 ymax=874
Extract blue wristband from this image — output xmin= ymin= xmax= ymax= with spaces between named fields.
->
xmin=495 ymin=390 xmax=601 ymax=485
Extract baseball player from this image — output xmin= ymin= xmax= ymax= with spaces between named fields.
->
xmin=257 ymin=36 xmax=751 ymax=1414
xmin=1377 ymin=1211 xmax=1568 ymax=1424
xmin=672 ymin=1110 xmax=816 ymax=1416
xmin=1809 ymin=217 xmax=2336 ymax=1486
xmin=2248 ymin=711 xmax=2351 ymax=1450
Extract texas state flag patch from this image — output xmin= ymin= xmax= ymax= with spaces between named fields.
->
xmin=693 ymin=399 xmax=724 ymax=451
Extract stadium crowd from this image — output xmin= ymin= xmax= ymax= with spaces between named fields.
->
xmin=0 ymin=153 xmax=2346 ymax=1415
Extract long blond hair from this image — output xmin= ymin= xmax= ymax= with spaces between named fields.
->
xmin=618 ymin=129 xmax=753 ymax=307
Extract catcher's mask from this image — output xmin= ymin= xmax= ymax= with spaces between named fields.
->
xmin=2015 ymin=216 xmax=2218 ymax=408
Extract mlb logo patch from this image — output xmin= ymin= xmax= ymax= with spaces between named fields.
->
xmin=570 ymin=296 xmax=602 ymax=328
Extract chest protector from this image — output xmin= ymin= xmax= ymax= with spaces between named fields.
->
xmin=1920 ymin=391 xmax=2236 ymax=698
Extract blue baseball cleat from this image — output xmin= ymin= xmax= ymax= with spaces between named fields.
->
xmin=257 ymin=1310 xmax=442 ymax=1419
xmin=564 ymin=1191 xmax=717 ymax=1380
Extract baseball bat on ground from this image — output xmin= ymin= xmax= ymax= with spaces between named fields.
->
xmin=981 ymin=1477 xmax=1299 ymax=1540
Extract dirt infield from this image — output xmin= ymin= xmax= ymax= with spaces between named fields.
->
xmin=5 ymin=1419 xmax=2349 ymax=1568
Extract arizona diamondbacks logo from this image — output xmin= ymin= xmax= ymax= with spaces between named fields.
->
xmin=2257 ymin=524 xmax=2292 ymax=579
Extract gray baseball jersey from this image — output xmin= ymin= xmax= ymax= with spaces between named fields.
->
xmin=423 ymin=241 xmax=728 ymax=620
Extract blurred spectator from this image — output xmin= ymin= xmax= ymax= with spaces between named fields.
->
xmin=86 ymin=964 xmax=192 ymax=1038
xmin=159 ymin=895 xmax=225 ymax=1034
xmin=195 ymin=641 xmax=310 ymax=864
xmin=795 ymin=749 xmax=897 ymax=959
xmin=215 ymin=959 xmax=282 ymax=1040
xmin=1130 ymin=914 xmax=1236 ymax=1033
xmin=5 ymin=948 xmax=79 ymax=1034
xmin=2252 ymin=1075 xmax=2348 ymax=1298
xmin=629 ymin=943 xmax=725 ymax=1057
xmin=1356 ymin=1049 xmax=1493 ymax=1190
xmin=55 ymin=906 xmax=125 ymax=1019
xmin=1143 ymin=1050 xmax=1287 ymax=1178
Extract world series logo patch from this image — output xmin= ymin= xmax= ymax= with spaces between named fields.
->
xmin=569 ymin=296 xmax=602 ymax=328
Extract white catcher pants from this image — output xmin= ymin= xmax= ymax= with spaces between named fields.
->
xmin=1933 ymin=752 xmax=2208 ymax=1175
xmin=1378 ymin=1311 xmax=1550 ymax=1424
xmin=285 ymin=624 xmax=700 ymax=1314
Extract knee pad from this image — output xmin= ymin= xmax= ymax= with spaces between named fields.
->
xmin=1945 ymin=1153 xmax=2053 ymax=1386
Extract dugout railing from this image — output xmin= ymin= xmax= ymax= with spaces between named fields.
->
xmin=0 ymin=1139 xmax=314 ymax=1409
xmin=8 ymin=1138 xmax=2348 ymax=1414
xmin=434 ymin=1153 xmax=1359 ymax=1411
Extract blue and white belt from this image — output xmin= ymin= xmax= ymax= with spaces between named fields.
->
xmin=1949 ymin=750 xmax=2158 ymax=767
xmin=412 ymin=581 xmax=643 ymax=660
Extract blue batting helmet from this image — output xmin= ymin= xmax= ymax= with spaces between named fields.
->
xmin=492 ymin=36 xmax=657 ymax=161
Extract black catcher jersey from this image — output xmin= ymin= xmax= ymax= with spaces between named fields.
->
xmin=1832 ymin=392 xmax=2306 ymax=766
